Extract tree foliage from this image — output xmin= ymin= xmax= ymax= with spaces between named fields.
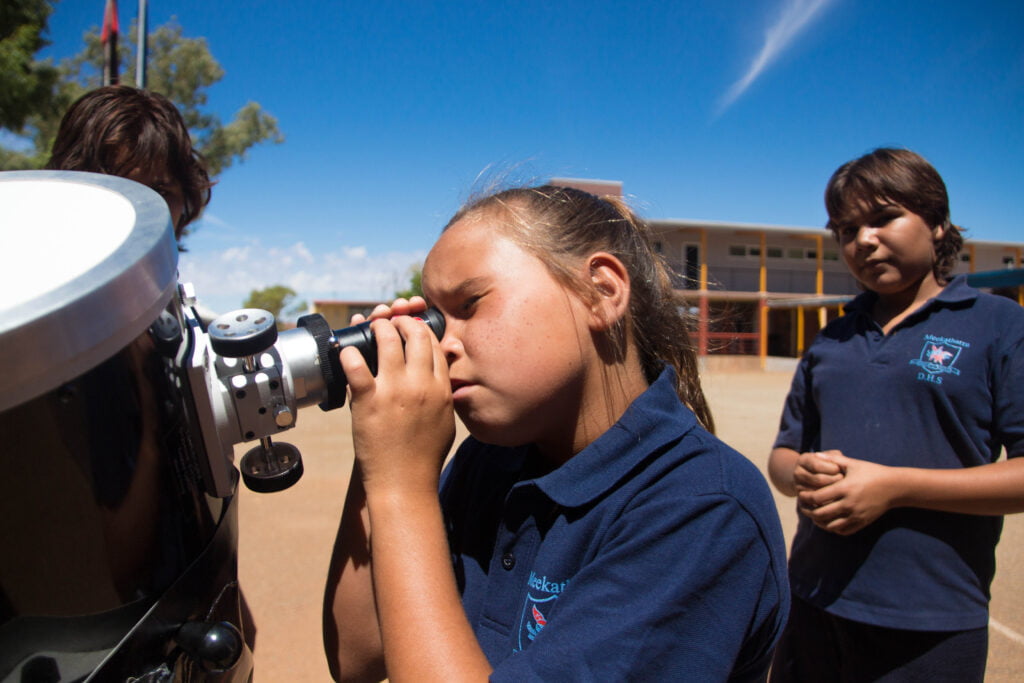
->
xmin=1 ymin=3 xmax=283 ymax=178
xmin=243 ymin=285 xmax=307 ymax=330
xmin=0 ymin=0 xmax=60 ymax=130
xmin=394 ymin=264 xmax=424 ymax=300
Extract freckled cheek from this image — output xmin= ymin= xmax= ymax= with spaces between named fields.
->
xmin=465 ymin=319 xmax=555 ymax=381
xmin=469 ymin=319 xmax=529 ymax=357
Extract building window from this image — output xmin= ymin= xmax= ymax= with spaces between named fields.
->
xmin=1004 ymin=255 xmax=1018 ymax=268
xmin=805 ymin=249 xmax=817 ymax=260
xmin=960 ymin=253 xmax=972 ymax=263
xmin=823 ymin=250 xmax=839 ymax=261
xmin=787 ymin=248 xmax=804 ymax=260
xmin=729 ymin=244 xmax=767 ymax=259
xmin=653 ymin=241 xmax=664 ymax=254
xmin=767 ymin=246 xmax=783 ymax=259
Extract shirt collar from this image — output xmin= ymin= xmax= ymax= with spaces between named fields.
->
xmin=844 ymin=273 xmax=978 ymax=317
xmin=525 ymin=366 xmax=698 ymax=508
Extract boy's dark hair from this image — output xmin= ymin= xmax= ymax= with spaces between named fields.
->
xmin=446 ymin=185 xmax=714 ymax=433
xmin=824 ymin=147 xmax=964 ymax=281
xmin=46 ymin=85 xmax=212 ymax=236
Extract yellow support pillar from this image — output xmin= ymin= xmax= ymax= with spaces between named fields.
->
xmin=700 ymin=228 xmax=708 ymax=291
xmin=760 ymin=232 xmax=767 ymax=293
xmin=759 ymin=232 xmax=768 ymax=369
xmin=1017 ymin=248 xmax=1023 ymax=307
xmin=759 ymin=297 xmax=768 ymax=369
xmin=816 ymin=235 xmax=827 ymax=329
xmin=797 ymin=306 xmax=805 ymax=356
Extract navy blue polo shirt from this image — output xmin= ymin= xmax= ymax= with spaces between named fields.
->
xmin=775 ymin=276 xmax=1024 ymax=631
xmin=441 ymin=367 xmax=789 ymax=681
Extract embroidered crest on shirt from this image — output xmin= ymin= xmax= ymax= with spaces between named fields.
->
xmin=515 ymin=572 xmax=569 ymax=651
xmin=909 ymin=334 xmax=969 ymax=384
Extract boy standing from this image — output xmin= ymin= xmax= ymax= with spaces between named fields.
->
xmin=769 ymin=148 xmax=1024 ymax=681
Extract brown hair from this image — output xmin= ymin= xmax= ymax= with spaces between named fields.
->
xmin=824 ymin=147 xmax=964 ymax=281
xmin=445 ymin=185 xmax=714 ymax=432
xmin=46 ymin=85 xmax=211 ymax=237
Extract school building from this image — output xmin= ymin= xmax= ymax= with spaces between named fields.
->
xmin=307 ymin=300 xmax=382 ymax=330
xmin=311 ymin=178 xmax=1024 ymax=361
xmin=649 ymin=216 xmax=1024 ymax=361
xmin=550 ymin=177 xmax=1024 ymax=361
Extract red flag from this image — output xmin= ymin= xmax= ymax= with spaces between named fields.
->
xmin=101 ymin=0 xmax=119 ymax=85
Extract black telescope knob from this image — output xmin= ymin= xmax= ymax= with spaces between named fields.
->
xmin=208 ymin=309 xmax=278 ymax=357
xmin=175 ymin=620 xmax=244 ymax=672
xmin=149 ymin=309 xmax=183 ymax=357
xmin=240 ymin=442 xmax=304 ymax=492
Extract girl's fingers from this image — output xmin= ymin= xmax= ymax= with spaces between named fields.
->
xmin=355 ymin=297 xmax=428 ymax=326
xmin=367 ymin=303 xmax=394 ymax=321
xmin=391 ymin=316 xmax=437 ymax=373
xmin=371 ymin=319 xmax=407 ymax=374
xmin=346 ymin=313 xmax=444 ymax=387
xmin=339 ymin=345 xmax=375 ymax=392
xmin=388 ymin=297 xmax=428 ymax=319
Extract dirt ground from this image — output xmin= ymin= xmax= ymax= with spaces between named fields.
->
xmin=238 ymin=362 xmax=1024 ymax=681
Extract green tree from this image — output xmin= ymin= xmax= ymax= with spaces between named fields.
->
xmin=395 ymin=263 xmax=424 ymax=300
xmin=1 ymin=3 xmax=283 ymax=183
xmin=1 ymin=0 xmax=60 ymax=128
xmin=243 ymin=285 xmax=307 ymax=330
xmin=0 ymin=0 xmax=61 ymax=166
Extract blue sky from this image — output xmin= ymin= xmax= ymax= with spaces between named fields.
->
xmin=40 ymin=0 xmax=1024 ymax=315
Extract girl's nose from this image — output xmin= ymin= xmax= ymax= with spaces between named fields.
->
xmin=439 ymin=325 xmax=463 ymax=361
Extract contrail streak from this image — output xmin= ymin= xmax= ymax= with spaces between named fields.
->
xmin=717 ymin=0 xmax=833 ymax=114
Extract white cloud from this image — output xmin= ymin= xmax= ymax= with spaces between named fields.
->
xmin=177 ymin=239 xmax=427 ymax=318
xmin=294 ymin=242 xmax=315 ymax=263
xmin=717 ymin=0 xmax=833 ymax=114
xmin=220 ymin=246 xmax=251 ymax=262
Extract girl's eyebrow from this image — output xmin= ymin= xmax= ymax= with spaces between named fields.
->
xmin=422 ymin=275 xmax=488 ymax=309
xmin=436 ymin=276 xmax=489 ymax=298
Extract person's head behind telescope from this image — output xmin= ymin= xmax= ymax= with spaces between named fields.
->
xmin=46 ymin=85 xmax=212 ymax=240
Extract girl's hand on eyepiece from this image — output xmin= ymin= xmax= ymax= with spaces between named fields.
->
xmin=340 ymin=307 xmax=454 ymax=498
xmin=349 ymin=296 xmax=429 ymax=326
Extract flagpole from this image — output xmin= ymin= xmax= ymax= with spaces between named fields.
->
xmin=101 ymin=0 xmax=120 ymax=86
xmin=136 ymin=0 xmax=148 ymax=88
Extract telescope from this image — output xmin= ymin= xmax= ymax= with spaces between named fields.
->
xmin=191 ymin=300 xmax=444 ymax=495
xmin=0 ymin=170 xmax=442 ymax=681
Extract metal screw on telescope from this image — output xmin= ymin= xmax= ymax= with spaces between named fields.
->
xmin=207 ymin=309 xmax=304 ymax=492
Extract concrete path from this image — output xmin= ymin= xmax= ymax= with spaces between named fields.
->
xmin=238 ymin=367 xmax=1024 ymax=681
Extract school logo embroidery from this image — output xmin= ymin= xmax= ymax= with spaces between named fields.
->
xmin=517 ymin=593 xmax=557 ymax=651
xmin=909 ymin=334 xmax=969 ymax=385
xmin=515 ymin=572 xmax=569 ymax=652
xmin=528 ymin=604 xmax=548 ymax=637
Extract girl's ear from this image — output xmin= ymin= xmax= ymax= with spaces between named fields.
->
xmin=584 ymin=252 xmax=631 ymax=332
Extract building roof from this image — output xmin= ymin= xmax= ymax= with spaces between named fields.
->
xmin=549 ymin=177 xmax=624 ymax=197
xmin=547 ymin=178 xmax=1023 ymax=249
xmin=650 ymin=218 xmax=829 ymax=238
xmin=650 ymin=217 xmax=1024 ymax=248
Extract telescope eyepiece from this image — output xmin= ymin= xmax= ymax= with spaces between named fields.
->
xmin=297 ymin=308 xmax=446 ymax=411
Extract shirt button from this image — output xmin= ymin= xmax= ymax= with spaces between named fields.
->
xmin=501 ymin=553 xmax=516 ymax=570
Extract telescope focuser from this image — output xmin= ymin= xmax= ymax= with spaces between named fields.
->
xmin=188 ymin=302 xmax=445 ymax=494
